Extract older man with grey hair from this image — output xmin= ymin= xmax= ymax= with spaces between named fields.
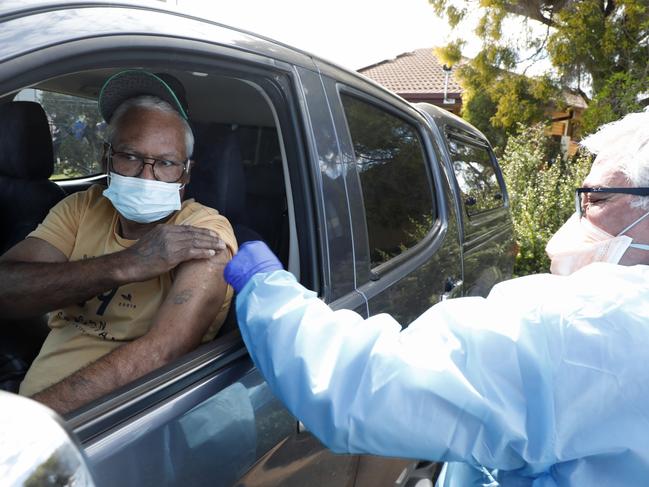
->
xmin=0 ymin=70 xmax=237 ymax=414
xmin=222 ymin=108 xmax=649 ymax=486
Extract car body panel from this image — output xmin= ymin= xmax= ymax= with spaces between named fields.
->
xmin=417 ymin=103 xmax=515 ymax=298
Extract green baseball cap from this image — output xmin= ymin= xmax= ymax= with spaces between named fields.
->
xmin=98 ymin=69 xmax=189 ymax=123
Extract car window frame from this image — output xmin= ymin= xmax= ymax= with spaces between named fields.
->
xmin=0 ymin=35 xmax=318 ymax=432
xmin=444 ymin=127 xmax=508 ymax=218
xmin=336 ymin=84 xmax=448 ymax=279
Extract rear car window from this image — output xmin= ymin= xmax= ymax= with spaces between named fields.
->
xmin=447 ymin=135 xmax=503 ymax=215
xmin=341 ymin=93 xmax=436 ymax=268
xmin=14 ymin=89 xmax=105 ymax=180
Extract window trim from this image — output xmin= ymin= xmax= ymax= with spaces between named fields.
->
xmin=446 ymin=130 xmax=507 ymax=218
xmin=336 ymin=84 xmax=449 ymax=280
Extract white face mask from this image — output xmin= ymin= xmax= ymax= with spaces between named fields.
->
xmin=103 ymin=172 xmax=182 ymax=224
xmin=546 ymin=211 xmax=649 ymax=275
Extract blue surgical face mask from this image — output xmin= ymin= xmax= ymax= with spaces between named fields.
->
xmin=103 ymin=172 xmax=182 ymax=224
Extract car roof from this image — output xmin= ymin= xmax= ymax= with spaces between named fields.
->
xmin=1 ymin=1 xmax=423 ymax=112
xmin=0 ymin=1 xmax=359 ymax=75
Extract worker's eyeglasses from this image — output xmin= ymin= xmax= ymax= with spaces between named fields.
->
xmin=106 ymin=144 xmax=189 ymax=183
xmin=575 ymin=187 xmax=649 ymax=217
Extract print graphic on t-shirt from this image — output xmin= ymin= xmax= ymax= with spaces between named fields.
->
xmin=118 ymin=292 xmax=137 ymax=309
xmin=96 ymin=288 xmax=118 ymax=315
xmin=55 ymin=309 xmax=111 ymax=340
xmin=59 ymin=285 xmax=127 ymax=341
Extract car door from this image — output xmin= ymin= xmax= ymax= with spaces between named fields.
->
xmin=329 ymin=84 xmax=464 ymax=326
xmin=314 ymin=70 xmax=462 ymax=485
xmin=0 ymin=5 xmax=363 ymax=486
xmin=439 ymin=124 xmax=515 ymax=297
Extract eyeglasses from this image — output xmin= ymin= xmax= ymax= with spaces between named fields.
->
xmin=575 ymin=187 xmax=649 ymax=217
xmin=107 ymin=144 xmax=188 ymax=183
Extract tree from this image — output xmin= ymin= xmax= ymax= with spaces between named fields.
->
xmin=432 ymin=0 xmax=649 ymax=150
xmin=40 ymin=90 xmax=106 ymax=179
xmin=499 ymin=123 xmax=592 ymax=275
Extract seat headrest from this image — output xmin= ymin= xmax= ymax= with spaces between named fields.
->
xmin=0 ymin=101 xmax=54 ymax=180
xmin=186 ymin=124 xmax=246 ymax=223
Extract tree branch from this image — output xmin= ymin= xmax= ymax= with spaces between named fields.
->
xmin=520 ymin=23 xmax=552 ymax=74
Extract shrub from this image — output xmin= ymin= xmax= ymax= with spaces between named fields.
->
xmin=499 ymin=124 xmax=592 ymax=276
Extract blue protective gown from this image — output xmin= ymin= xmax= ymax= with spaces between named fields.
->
xmin=234 ymin=263 xmax=649 ymax=486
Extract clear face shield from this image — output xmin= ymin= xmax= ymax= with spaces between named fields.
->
xmin=546 ymin=188 xmax=649 ymax=275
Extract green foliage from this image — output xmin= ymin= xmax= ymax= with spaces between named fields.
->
xmin=547 ymin=0 xmax=649 ymax=92
xmin=455 ymin=59 xmax=558 ymax=155
xmin=40 ymin=90 xmax=105 ymax=179
xmin=580 ymin=72 xmax=648 ymax=135
xmin=434 ymin=41 xmax=464 ymax=66
xmin=430 ymin=0 xmax=649 ymax=152
xmin=499 ymin=124 xmax=592 ymax=275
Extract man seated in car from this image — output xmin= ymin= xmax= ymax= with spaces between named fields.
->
xmin=0 ymin=70 xmax=237 ymax=414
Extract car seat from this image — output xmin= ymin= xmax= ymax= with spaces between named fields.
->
xmin=188 ymin=124 xmax=246 ymax=224
xmin=0 ymin=100 xmax=66 ymax=392
xmin=0 ymin=101 xmax=66 ymax=255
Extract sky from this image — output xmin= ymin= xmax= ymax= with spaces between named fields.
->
xmin=172 ymin=0 xmax=484 ymax=71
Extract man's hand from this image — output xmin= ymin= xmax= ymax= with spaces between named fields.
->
xmin=0 ymin=226 xmax=225 ymax=319
xmin=33 ymin=247 xmax=232 ymax=415
xmin=122 ymin=224 xmax=226 ymax=282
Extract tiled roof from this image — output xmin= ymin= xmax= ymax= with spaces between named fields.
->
xmin=359 ymin=48 xmax=462 ymax=94
xmin=562 ymin=91 xmax=588 ymax=109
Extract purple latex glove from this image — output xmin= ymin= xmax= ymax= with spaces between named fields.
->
xmin=224 ymin=241 xmax=283 ymax=293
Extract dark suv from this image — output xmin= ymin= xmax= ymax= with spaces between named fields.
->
xmin=0 ymin=2 xmax=514 ymax=486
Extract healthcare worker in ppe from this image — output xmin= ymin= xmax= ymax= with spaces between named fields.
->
xmin=224 ymin=108 xmax=649 ymax=487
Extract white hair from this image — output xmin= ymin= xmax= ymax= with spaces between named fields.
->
xmin=580 ymin=107 xmax=649 ymax=209
xmin=106 ymin=95 xmax=194 ymax=157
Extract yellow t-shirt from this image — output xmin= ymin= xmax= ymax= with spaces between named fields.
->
xmin=19 ymin=184 xmax=237 ymax=396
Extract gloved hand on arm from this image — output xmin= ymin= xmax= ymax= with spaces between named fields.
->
xmin=223 ymin=240 xmax=283 ymax=293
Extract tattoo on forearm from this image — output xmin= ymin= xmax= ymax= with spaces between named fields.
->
xmin=173 ymin=289 xmax=193 ymax=304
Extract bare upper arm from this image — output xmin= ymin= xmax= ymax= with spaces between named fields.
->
xmin=152 ymin=247 xmax=232 ymax=342
xmin=168 ymin=247 xmax=231 ymax=308
xmin=0 ymin=237 xmax=67 ymax=264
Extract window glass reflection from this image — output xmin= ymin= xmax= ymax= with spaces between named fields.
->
xmin=448 ymin=137 xmax=503 ymax=215
xmin=341 ymin=94 xmax=436 ymax=267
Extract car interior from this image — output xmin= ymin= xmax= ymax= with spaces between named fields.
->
xmin=0 ymin=66 xmax=295 ymax=399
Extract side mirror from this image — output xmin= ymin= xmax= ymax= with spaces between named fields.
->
xmin=0 ymin=391 xmax=95 ymax=486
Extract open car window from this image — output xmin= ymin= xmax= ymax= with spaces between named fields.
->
xmin=14 ymin=88 xmax=105 ymax=180
xmin=4 ymin=66 xmax=293 ymax=419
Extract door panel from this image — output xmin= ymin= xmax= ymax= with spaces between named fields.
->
xmin=232 ymin=293 xmax=367 ymax=487
xmin=364 ymin=178 xmax=463 ymax=324
xmin=84 ymin=359 xmax=295 ymax=487
xmin=234 ymin=435 xmax=357 ymax=487
xmin=333 ymin=89 xmax=463 ymax=326
xmin=461 ymin=211 xmax=515 ymax=297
